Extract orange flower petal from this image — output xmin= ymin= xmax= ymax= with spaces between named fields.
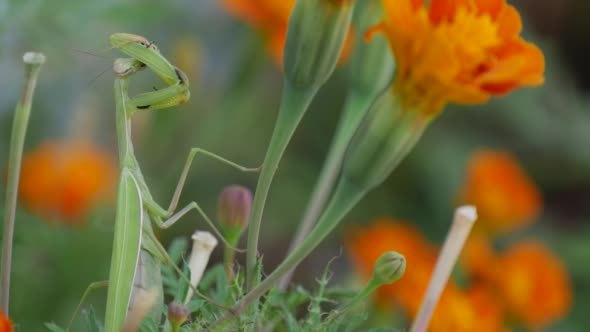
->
xmin=376 ymin=0 xmax=544 ymax=115
xmin=497 ymin=4 xmax=522 ymax=38
xmin=429 ymin=0 xmax=472 ymax=23
xmin=19 ymin=141 xmax=116 ymax=224
xmin=0 ymin=311 xmax=12 ymax=332
xmin=476 ymin=0 xmax=506 ymax=19
xmin=497 ymin=241 xmax=571 ymax=328
xmin=458 ymin=150 xmax=542 ymax=233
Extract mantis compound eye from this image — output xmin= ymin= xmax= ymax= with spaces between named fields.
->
xmin=174 ymin=67 xmax=189 ymax=85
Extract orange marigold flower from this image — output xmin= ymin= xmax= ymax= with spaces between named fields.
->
xmin=345 ymin=219 xmax=438 ymax=314
xmin=461 ymin=233 xmax=498 ymax=281
xmin=221 ymin=0 xmax=295 ymax=63
xmin=461 ymin=286 xmax=506 ymax=332
xmin=496 ymin=240 xmax=571 ymax=328
xmin=347 ymin=219 xmax=508 ymax=331
xmin=373 ymin=0 xmax=544 ymax=115
xmin=221 ymin=0 xmax=351 ymax=65
xmin=19 ymin=140 xmax=117 ymax=224
xmin=0 ymin=311 xmax=12 ymax=332
xmin=458 ymin=150 xmax=542 ymax=233
xmin=428 ymin=288 xmax=480 ymax=332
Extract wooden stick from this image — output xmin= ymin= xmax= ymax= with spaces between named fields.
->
xmin=410 ymin=206 xmax=477 ymax=332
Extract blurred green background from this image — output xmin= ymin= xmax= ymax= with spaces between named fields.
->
xmin=1 ymin=0 xmax=590 ymax=330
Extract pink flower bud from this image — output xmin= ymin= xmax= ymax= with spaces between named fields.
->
xmin=217 ymin=185 xmax=253 ymax=229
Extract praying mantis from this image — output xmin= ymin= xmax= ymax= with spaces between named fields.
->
xmin=101 ymin=33 xmax=258 ymax=331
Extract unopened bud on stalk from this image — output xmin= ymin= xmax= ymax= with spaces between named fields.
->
xmin=184 ymin=231 xmax=218 ymax=304
xmin=342 ymin=92 xmax=430 ymax=191
xmin=349 ymin=0 xmax=394 ymax=97
xmin=336 ymin=251 xmax=405 ymax=314
xmin=370 ymin=251 xmax=406 ymax=286
xmin=217 ymin=185 xmax=253 ymax=231
xmin=168 ymin=301 xmax=190 ymax=331
xmin=284 ymin=0 xmax=354 ymax=88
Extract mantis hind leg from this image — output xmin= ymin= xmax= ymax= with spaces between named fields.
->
xmin=153 ymin=201 xmax=244 ymax=254
xmin=143 ymin=147 xmax=259 ymax=218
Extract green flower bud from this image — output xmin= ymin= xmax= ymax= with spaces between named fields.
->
xmin=371 ymin=251 xmax=406 ymax=286
xmin=284 ymin=0 xmax=354 ymax=89
xmin=217 ymin=185 xmax=253 ymax=230
xmin=342 ymin=92 xmax=430 ymax=191
xmin=349 ymin=0 xmax=395 ymax=97
xmin=168 ymin=301 xmax=190 ymax=330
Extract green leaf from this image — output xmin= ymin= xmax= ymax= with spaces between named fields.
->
xmin=83 ymin=306 xmax=104 ymax=332
xmin=139 ymin=317 xmax=160 ymax=332
xmin=44 ymin=322 xmax=67 ymax=332
xmin=104 ymin=169 xmax=144 ymax=332
xmin=186 ymin=299 xmax=205 ymax=313
xmin=175 ymin=262 xmax=191 ymax=302
xmin=167 ymin=238 xmax=189 ymax=264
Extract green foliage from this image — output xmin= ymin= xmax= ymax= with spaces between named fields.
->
xmin=45 ymin=322 xmax=67 ymax=332
xmin=82 ymin=307 xmax=104 ymax=332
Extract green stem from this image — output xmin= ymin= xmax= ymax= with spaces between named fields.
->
xmin=245 ymin=81 xmax=316 ymax=290
xmin=1 ymin=53 xmax=45 ymax=314
xmin=239 ymin=179 xmax=365 ymax=316
xmin=223 ymin=228 xmax=242 ymax=281
xmin=278 ymin=91 xmax=372 ymax=290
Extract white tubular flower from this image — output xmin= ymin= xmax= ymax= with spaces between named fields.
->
xmin=184 ymin=231 xmax=218 ymax=304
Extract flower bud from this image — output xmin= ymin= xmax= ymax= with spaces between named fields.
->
xmin=284 ymin=0 xmax=354 ymax=88
xmin=371 ymin=251 xmax=406 ymax=286
xmin=217 ymin=185 xmax=253 ymax=230
xmin=342 ymin=92 xmax=430 ymax=191
xmin=349 ymin=0 xmax=394 ymax=97
xmin=168 ymin=301 xmax=190 ymax=328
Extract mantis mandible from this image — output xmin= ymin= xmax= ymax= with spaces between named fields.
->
xmin=104 ymin=33 xmax=258 ymax=331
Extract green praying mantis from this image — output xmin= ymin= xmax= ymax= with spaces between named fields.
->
xmin=96 ymin=33 xmax=258 ymax=331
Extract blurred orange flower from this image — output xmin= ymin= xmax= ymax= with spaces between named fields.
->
xmin=459 ymin=150 xmax=542 ymax=233
xmin=221 ymin=0 xmax=294 ymax=63
xmin=0 ymin=311 xmax=12 ymax=332
xmin=462 ymin=233 xmax=498 ymax=281
xmin=19 ymin=140 xmax=117 ymax=224
xmin=372 ymin=0 xmax=544 ymax=115
xmin=496 ymin=240 xmax=571 ymax=328
xmin=346 ymin=219 xmax=506 ymax=331
xmin=428 ymin=286 xmax=506 ymax=332
xmin=221 ymin=0 xmax=351 ymax=65
xmin=464 ymin=286 xmax=506 ymax=332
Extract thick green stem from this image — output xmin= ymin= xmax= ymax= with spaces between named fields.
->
xmin=279 ymin=92 xmax=372 ymax=289
xmin=240 ymin=179 xmax=365 ymax=315
xmin=245 ymin=82 xmax=316 ymax=290
xmin=1 ymin=53 xmax=45 ymax=314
